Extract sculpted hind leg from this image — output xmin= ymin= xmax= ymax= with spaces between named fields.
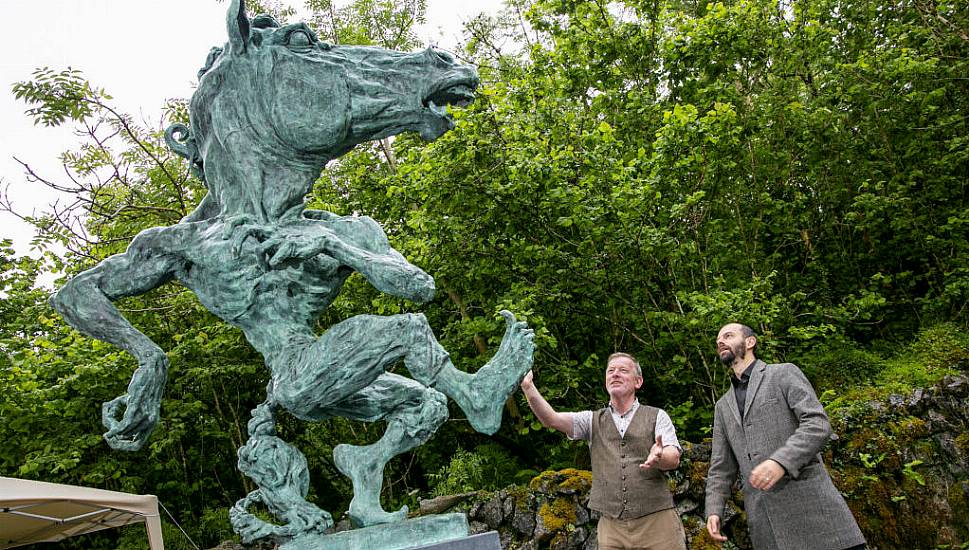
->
xmin=402 ymin=310 xmax=536 ymax=435
xmin=323 ymin=311 xmax=536 ymax=528
xmin=328 ymin=374 xmax=448 ymax=527
xmin=273 ymin=311 xmax=535 ymax=435
xmin=265 ymin=312 xmax=532 ymax=527
xmin=272 ymin=311 xmax=535 ymax=435
xmin=51 ymin=227 xmax=181 ymax=450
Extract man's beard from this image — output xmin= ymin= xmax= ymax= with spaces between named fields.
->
xmin=720 ymin=342 xmax=746 ymax=366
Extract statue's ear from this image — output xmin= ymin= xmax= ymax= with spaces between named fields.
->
xmin=227 ymin=0 xmax=251 ymax=55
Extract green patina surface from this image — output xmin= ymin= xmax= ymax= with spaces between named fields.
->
xmin=50 ymin=0 xmax=535 ymax=547
xmin=282 ymin=513 xmax=469 ymax=550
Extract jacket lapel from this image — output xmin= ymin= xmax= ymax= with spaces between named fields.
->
xmin=727 ymin=385 xmax=743 ymax=428
xmin=742 ymin=360 xmax=767 ymax=420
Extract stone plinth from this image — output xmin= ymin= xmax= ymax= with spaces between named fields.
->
xmin=410 ymin=531 xmax=500 ymax=550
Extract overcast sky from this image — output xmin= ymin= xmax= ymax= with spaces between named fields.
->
xmin=0 ymin=0 xmax=505 ymax=256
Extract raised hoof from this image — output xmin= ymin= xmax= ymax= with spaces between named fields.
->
xmin=466 ymin=310 xmax=535 ymax=435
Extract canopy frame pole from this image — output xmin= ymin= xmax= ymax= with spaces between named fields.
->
xmin=5 ymin=507 xmax=114 ymax=524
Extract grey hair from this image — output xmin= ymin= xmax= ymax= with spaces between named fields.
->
xmin=607 ymin=352 xmax=642 ymax=377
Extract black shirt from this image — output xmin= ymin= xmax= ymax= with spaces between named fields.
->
xmin=730 ymin=362 xmax=756 ymax=419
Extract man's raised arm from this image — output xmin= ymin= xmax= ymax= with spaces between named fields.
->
xmin=519 ymin=371 xmax=574 ymax=435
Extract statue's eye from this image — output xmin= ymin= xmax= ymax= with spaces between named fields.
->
xmin=288 ymin=30 xmax=312 ymax=48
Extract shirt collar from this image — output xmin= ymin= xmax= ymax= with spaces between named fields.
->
xmin=608 ymin=398 xmax=640 ymax=418
xmin=730 ymin=361 xmax=756 ymax=387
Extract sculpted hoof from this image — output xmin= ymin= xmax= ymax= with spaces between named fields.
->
xmin=333 ymin=443 xmax=408 ymax=527
xmin=465 ymin=310 xmax=536 ymax=435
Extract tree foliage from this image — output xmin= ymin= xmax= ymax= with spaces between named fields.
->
xmin=1 ymin=0 xmax=967 ymax=546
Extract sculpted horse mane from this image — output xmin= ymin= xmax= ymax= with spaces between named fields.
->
xmin=52 ymin=0 xmax=533 ymax=545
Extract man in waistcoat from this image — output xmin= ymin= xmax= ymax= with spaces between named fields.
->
xmin=705 ymin=323 xmax=866 ymax=550
xmin=520 ymin=353 xmax=687 ymax=550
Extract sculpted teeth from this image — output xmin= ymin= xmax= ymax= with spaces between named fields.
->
xmin=425 ymin=83 xmax=475 ymax=112
xmin=428 ymin=100 xmax=448 ymax=116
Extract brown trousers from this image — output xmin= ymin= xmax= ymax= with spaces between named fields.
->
xmin=597 ymin=508 xmax=686 ymax=550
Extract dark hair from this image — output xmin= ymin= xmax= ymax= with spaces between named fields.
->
xmin=738 ymin=324 xmax=757 ymax=353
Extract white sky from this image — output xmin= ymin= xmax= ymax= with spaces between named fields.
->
xmin=0 ymin=0 xmax=505 ymax=256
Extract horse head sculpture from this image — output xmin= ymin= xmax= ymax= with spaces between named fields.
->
xmin=166 ymin=0 xmax=479 ymax=223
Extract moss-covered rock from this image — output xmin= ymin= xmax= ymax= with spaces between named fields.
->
xmin=529 ymin=468 xmax=593 ymax=496
xmin=825 ymin=375 xmax=969 ymax=548
xmin=536 ymin=498 xmax=578 ymax=538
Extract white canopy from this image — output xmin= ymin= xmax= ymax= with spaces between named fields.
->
xmin=0 ymin=477 xmax=164 ymax=549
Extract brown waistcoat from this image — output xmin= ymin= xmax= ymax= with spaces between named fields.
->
xmin=588 ymin=405 xmax=675 ymax=519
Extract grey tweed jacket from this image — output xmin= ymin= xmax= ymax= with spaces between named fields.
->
xmin=705 ymin=360 xmax=866 ymax=550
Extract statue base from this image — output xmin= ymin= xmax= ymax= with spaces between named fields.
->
xmin=411 ymin=531 xmax=500 ymax=550
xmin=280 ymin=513 xmax=469 ymax=550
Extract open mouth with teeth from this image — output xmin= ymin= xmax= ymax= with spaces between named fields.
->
xmin=423 ymin=83 xmax=476 ymax=118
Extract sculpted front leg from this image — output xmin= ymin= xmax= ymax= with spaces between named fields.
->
xmin=51 ymin=232 xmax=178 ymax=451
xmin=257 ymin=217 xmax=436 ymax=303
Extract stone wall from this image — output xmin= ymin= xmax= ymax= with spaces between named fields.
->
xmin=437 ymin=447 xmax=728 ymax=550
xmin=824 ymin=374 xmax=969 ymax=548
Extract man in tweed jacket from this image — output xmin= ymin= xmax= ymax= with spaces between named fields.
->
xmin=705 ymin=323 xmax=866 ymax=550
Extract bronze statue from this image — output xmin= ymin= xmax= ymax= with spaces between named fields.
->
xmin=51 ymin=1 xmax=534 ymax=545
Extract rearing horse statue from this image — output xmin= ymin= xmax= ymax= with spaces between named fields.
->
xmin=51 ymin=0 xmax=534 ymax=543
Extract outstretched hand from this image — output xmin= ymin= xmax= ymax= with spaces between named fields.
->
xmin=640 ymin=434 xmax=665 ymax=469
xmin=520 ymin=370 xmax=535 ymax=390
